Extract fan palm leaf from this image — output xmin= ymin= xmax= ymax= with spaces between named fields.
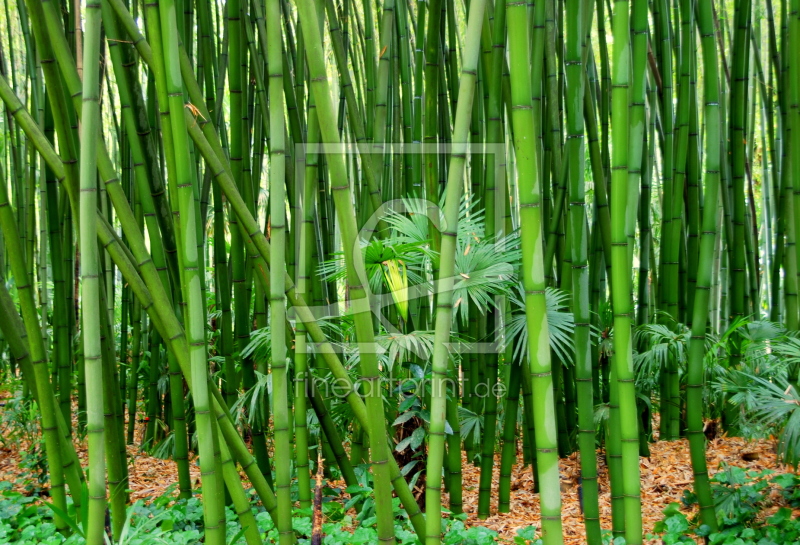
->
xmin=731 ymin=374 xmax=800 ymax=465
xmin=504 ymin=286 xmax=576 ymax=365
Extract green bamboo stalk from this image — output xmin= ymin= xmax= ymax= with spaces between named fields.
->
xmin=320 ymin=0 xmax=381 ymax=212
xmin=445 ymin=358 xmax=463 ymax=513
xmin=411 ymin=0 xmax=427 ymax=193
xmin=475 ymin=0 xmax=506 ymax=513
xmin=293 ymin=0 xmax=398 ymax=540
xmin=584 ymin=47 xmax=612 ymax=273
xmin=730 ymin=0 xmax=751 ymax=367
xmin=595 ymin=0 xmax=611 ymax=186
xmin=476 ymin=337 xmax=499 ymax=518
xmin=609 ymin=0 xmax=643 ymax=541
xmin=424 ymin=0 xmax=486 ymax=539
xmin=79 ymin=2 xmax=107 ymax=542
xmin=664 ymin=0 xmax=695 ymax=440
xmin=307 ymin=388 xmax=359 ymax=487
xmin=637 ymin=76 xmax=654 ymax=328
xmin=0 ymin=145 xmax=72 ymax=536
xmin=779 ymin=0 xmax=798 ymax=330
xmin=566 ymin=0 xmax=600 ymax=542
xmin=686 ymin=63 xmax=701 ymax=323
xmin=423 ymin=0 xmax=443 ymax=255
xmin=0 ymin=273 xmax=85 ymax=509
xmin=217 ymin=424 xmax=264 ymax=545
xmin=144 ymin=331 xmax=160 ymax=448
xmin=42 ymin=94 xmax=74 ymax=432
xmin=655 ymin=0 xmax=675 ymax=325
xmin=266 ymin=0 xmax=293 ymax=538
xmin=370 ymin=0 xmax=394 ymax=190
xmin=238 ymin=0 xmax=274 ymax=501
xmin=687 ymin=0 xmax=722 ymax=531
xmin=627 ymin=0 xmax=648 ymax=274
xmin=98 ymin=274 xmax=127 ymax=539
xmin=294 ymin=38 xmax=321 ymax=512
xmin=363 ymin=0 xmax=377 ymax=143
xmin=127 ymin=295 xmax=142 ymax=444
xmin=227 ymin=0 xmax=247 ymax=421
xmin=542 ymin=0 xmax=567 ymax=279
xmin=497 ymin=357 xmax=521 ymax=513
xmin=790 ymin=1 xmax=800 ymax=330
xmin=157 ymin=1 xmax=225 ymax=542
xmin=506 ymin=0 xmax=563 ymax=542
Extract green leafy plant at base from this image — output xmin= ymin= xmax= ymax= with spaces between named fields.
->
xmin=0 ymin=388 xmax=48 ymax=493
xmin=0 ymin=479 xmax=546 ymax=545
xmin=650 ymin=466 xmax=800 ymax=545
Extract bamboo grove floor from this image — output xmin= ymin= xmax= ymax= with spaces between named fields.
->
xmin=456 ymin=433 xmax=789 ymax=544
xmin=0 ymin=391 xmax=795 ymax=545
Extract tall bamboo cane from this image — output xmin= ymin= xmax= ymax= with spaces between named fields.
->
xmin=730 ymin=0 xmax=752 ymax=369
xmin=566 ymin=0 xmax=601 ymax=542
xmin=610 ymin=0 xmax=643 ymax=542
xmin=266 ymin=0 xmax=293 ymax=540
xmin=0 ymin=140 xmax=74 ymax=535
xmin=687 ymin=0 xmax=723 ymax=531
xmin=293 ymin=0 xmax=397 ymax=539
xmin=506 ymin=0 xmax=564 ymax=543
xmin=79 ymin=3 xmax=106 ymax=543
xmin=790 ymin=1 xmax=800 ymax=329
xmin=425 ymin=0 xmax=486 ymax=540
xmin=157 ymin=1 xmax=225 ymax=542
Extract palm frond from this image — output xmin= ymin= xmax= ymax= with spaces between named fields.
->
xmin=229 ymin=371 xmax=271 ymax=430
xmin=633 ymin=322 xmax=691 ymax=391
xmin=376 ymin=330 xmax=436 ymax=373
xmin=241 ymin=325 xmax=272 ymax=362
xmin=503 ymin=285 xmax=576 ymax=364
xmin=458 ymin=405 xmax=483 ymax=445
xmin=732 ymin=374 xmax=800 ymax=465
xmin=452 ymin=232 xmax=520 ymax=322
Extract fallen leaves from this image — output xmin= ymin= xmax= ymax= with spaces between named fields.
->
xmin=452 ymin=429 xmax=790 ymax=544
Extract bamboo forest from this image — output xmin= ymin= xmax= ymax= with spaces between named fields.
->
xmin=5 ymin=0 xmax=800 ymax=543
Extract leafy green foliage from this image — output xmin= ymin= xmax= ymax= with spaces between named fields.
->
xmin=633 ymin=320 xmax=690 ymax=393
xmin=505 ymin=285 xmax=576 ymax=365
xmin=0 ymin=483 xmax=61 ymax=544
xmin=629 ymin=316 xmax=800 ymax=450
xmin=0 ymin=388 xmax=47 ymax=492
xmin=318 ymin=194 xmax=519 ymax=326
xmin=706 ymin=319 xmax=789 ymax=426
xmin=0 ymin=475 xmax=537 ymax=544
xmin=649 ymin=466 xmax=800 ymax=545
xmin=712 ymin=325 xmax=800 ymax=459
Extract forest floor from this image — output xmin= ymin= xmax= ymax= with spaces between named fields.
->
xmin=455 ymin=432 xmax=785 ymax=543
xmin=0 ymin=392 xmax=792 ymax=544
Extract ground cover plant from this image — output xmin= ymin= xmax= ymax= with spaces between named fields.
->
xmin=0 ymin=476 xmax=540 ymax=545
xmin=650 ymin=467 xmax=800 ymax=545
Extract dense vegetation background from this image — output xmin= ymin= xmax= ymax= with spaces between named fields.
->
xmin=0 ymin=0 xmax=799 ymax=543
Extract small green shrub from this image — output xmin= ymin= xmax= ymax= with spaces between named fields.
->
xmin=650 ymin=465 xmax=800 ymax=545
xmin=0 ymin=480 xmax=541 ymax=545
xmin=0 ymin=388 xmax=48 ymax=493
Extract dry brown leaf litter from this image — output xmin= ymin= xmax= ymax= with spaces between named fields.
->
xmin=454 ymin=434 xmax=788 ymax=544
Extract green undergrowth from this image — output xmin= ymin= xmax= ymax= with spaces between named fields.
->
xmin=0 ymin=480 xmax=542 ymax=545
xmin=649 ymin=465 xmax=800 ymax=545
